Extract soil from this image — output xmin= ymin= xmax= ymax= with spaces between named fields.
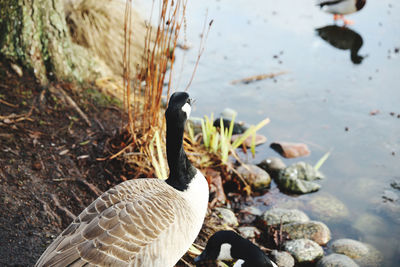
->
xmin=0 ymin=61 xmax=131 ymax=266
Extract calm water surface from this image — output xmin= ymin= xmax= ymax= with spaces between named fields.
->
xmin=142 ymin=0 xmax=400 ymax=265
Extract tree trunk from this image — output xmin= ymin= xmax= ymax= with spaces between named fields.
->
xmin=0 ymin=0 xmax=105 ymax=85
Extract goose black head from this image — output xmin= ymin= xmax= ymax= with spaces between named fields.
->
xmin=195 ymin=230 xmax=277 ymax=267
xmin=165 ymin=92 xmax=191 ymax=127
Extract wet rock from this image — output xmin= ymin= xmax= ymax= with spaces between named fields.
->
xmin=330 ymin=239 xmax=383 ymax=267
xmin=237 ymin=226 xmax=260 ymax=239
xmin=215 ymin=207 xmax=238 ymax=226
xmin=261 ymin=208 xmax=309 ymax=226
xmin=331 ymin=239 xmax=368 ymax=259
xmin=213 ymin=118 xmax=247 ymax=135
xmin=353 ymin=213 xmax=386 ymax=235
xmin=231 ymin=133 xmax=267 ymax=147
xmin=236 ymin=164 xmax=271 ymax=190
xmin=270 ymin=250 xmax=295 ymax=267
xmin=283 ymin=238 xmax=323 ymax=263
xmin=317 ymin=253 xmax=359 ymax=267
xmin=258 ymin=157 xmax=286 ymax=176
xmin=307 ymin=193 xmax=349 ymax=221
xmin=270 ymin=142 xmax=311 ymax=158
xmin=277 ymin=162 xmax=323 ymax=194
xmin=282 ymin=221 xmax=331 ymax=245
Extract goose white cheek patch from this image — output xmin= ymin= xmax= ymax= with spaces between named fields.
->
xmin=181 ymin=103 xmax=191 ymax=118
xmin=217 ymin=243 xmax=233 ymax=260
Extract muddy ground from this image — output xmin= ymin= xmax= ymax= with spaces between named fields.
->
xmin=0 ymin=60 xmax=138 ymax=266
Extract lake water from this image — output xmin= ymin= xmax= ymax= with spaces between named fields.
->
xmin=141 ymin=0 xmax=400 ymax=265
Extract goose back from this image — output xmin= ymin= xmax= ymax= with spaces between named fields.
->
xmin=36 ymin=177 xmax=206 ymax=267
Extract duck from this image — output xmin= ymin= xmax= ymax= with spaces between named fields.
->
xmin=316 ymin=25 xmax=365 ymax=64
xmin=35 ymin=92 xmax=209 ymax=267
xmin=317 ymin=0 xmax=366 ymax=25
xmin=194 ymin=230 xmax=278 ymax=267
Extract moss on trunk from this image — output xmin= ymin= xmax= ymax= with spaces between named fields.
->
xmin=0 ymin=0 xmax=107 ymax=85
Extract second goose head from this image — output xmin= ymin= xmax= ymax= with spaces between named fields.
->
xmin=195 ymin=230 xmax=277 ymax=267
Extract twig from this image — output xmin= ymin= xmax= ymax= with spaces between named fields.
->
xmin=77 ymin=179 xmax=103 ymax=196
xmin=50 ymin=194 xmax=76 ymax=221
xmin=49 ymin=85 xmax=91 ymax=127
xmin=0 ymin=99 xmax=18 ymax=108
xmin=231 ymin=71 xmax=288 ymax=85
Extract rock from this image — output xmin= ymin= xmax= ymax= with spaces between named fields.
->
xmin=317 ymin=253 xmax=359 ymax=267
xmin=236 ymin=164 xmax=271 ymax=190
xmin=282 ymin=221 xmax=331 ymax=245
xmin=331 ymin=239 xmax=383 ymax=267
xmin=261 ymin=208 xmax=309 ymax=226
xmin=270 ymin=142 xmax=310 ymax=158
xmin=241 ymin=205 xmax=263 ymax=216
xmin=353 ymin=213 xmax=386 ymax=235
xmin=215 ymin=207 xmax=238 ymax=226
xmin=330 ymin=239 xmax=369 ymax=259
xmin=270 ymin=250 xmax=295 ymax=267
xmin=258 ymin=157 xmax=286 ymax=176
xmin=382 ymin=190 xmax=399 ymax=202
xmin=231 ymin=133 xmax=267 ymax=147
xmin=283 ymin=239 xmax=323 ymax=263
xmin=213 ymin=118 xmax=247 ymax=135
xmin=237 ymin=226 xmax=261 ymax=239
xmin=307 ymin=193 xmax=349 ymax=221
xmin=277 ymin=162 xmax=323 ymax=194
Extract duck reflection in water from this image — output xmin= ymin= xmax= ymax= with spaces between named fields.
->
xmin=316 ymin=25 xmax=365 ymax=64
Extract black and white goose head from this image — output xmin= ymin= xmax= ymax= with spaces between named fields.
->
xmin=165 ymin=92 xmax=205 ymax=194
xmin=194 ymin=231 xmax=278 ymax=267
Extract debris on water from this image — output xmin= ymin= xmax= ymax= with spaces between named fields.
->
xmin=230 ymin=71 xmax=287 ymax=85
xmin=369 ymin=110 xmax=380 ymax=115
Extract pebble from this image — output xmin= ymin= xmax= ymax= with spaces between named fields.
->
xmin=282 ymin=221 xmax=331 ymax=245
xmin=215 ymin=207 xmax=238 ymax=226
xmin=317 ymin=253 xmax=359 ymax=267
xmin=236 ymin=164 xmax=271 ymax=190
xmin=237 ymin=226 xmax=260 ymax=239
xmin=257 ymin=157 xmax=286 ymax=175
xmin=284 ymin=238 xmax=323 ymax=263
xmin=270 ymin=250 xmax=295 ymax=267
xmin=261 ymin=208 xmax=309 ymax=226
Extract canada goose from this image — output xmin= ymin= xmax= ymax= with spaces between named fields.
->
xmin=317 ymin=0 xmax=366 ymax=25
xmin=194 ymin=231 xmax=278 ymax=267
xmin=35 ymin=92 xmax=209 ymax=267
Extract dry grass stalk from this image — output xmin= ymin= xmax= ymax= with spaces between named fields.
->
xmin=121 ymin=0 xmax=188 ymax=174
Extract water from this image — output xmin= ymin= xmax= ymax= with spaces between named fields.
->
xmin=141 ymin=0 xmax=400 ymax=265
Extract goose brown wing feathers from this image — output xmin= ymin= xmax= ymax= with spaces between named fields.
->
xmin=35 ymin=179 xmax=181 ymax=267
